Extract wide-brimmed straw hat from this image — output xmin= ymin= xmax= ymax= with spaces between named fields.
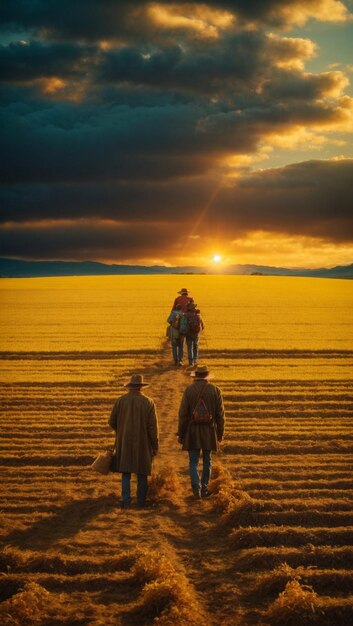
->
xmin=178 ymin=288 xmax=189 ymax=294
xmin=191 ymin=365 xmax=213 ymax=379
xmin=124 ymin=374 xmax=149 ymax=388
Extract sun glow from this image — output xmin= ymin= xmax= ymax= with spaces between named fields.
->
xmin=212 ymin=254 xmax=222 ymax=263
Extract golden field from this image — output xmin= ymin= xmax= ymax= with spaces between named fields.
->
xmin=0 ymin=275 xmax=353 ymax=625
xmin=1 ymin=275 xmax=352 ymax=353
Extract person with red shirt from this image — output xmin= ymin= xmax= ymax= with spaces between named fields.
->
xmin=172 ymin=288 xmax=194 ymax=313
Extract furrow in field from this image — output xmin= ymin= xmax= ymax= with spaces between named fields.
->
xmin=233 ymin=478 xmax=353 ymax=489
xmin=230 ymin=526 xmax=353 ymax=548
xmin=0 ymin=455 xmax=94 ymax=466
xmin=235 ymin=467 xmax=353 ymax=477
xmin=247 ymin=489 xmax=353 ymax=500
xmin=224 ymin=443 xmax=353 ymax=454
xmin=255 ymin=510 xmax=353 ymax=527
xmin=232 ymin=546 xmax=353 ymax=572
xmin=202 ymin=349 xmax=353 ymax=358
xmin=225 ymin=433 xmax=353 ymax=441
xmin=253 ymin=499 xmax=353 ymax=512
xmin=247 ymin=567 xmax=353 ymax=600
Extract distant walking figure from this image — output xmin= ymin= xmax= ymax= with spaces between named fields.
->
xmin=185 ymin=302 xmax=204 ymax=367
xmin=172 ymin=288 xmax=194 ymax=313
xmin=177 ymin=365 xmax=225 ymax=499
xmin=167 ymin=303 xmax=188 ymax=366
xmin=109 ymin=374 xmax=159 ymax=509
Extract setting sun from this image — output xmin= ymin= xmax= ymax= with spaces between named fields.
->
xmin=212 ymin=254 xmax=222 ymax=263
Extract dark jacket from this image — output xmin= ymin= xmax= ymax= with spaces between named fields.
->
xmin=185 ymin=309 xmax=204 ymax=338
xmin=109 ymin=390 xmax=159 ymax=475
xmin=178 ymin=379 xmax=225 ymax=451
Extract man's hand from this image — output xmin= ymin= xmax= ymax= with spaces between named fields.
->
xmin=178 ymin=436 xmax=184 ymax=445
xmin=152 ymin=449 xmax=158 ymax=457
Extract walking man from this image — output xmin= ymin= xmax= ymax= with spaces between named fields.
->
xmin=177 ymin=365 xmax=225 ymax=499
xmin=109 ymin=374 xmax=159 ymax=509
xmin=172 ymin=288 xmax=194 ymax=312
xmin=167 ymin=303 xmax=187 ymax=366
xmin=185 ymin=302 xmax=204 ymax=367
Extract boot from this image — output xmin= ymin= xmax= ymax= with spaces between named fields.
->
xmin=192 ymin=486 xmax=201 ymax=499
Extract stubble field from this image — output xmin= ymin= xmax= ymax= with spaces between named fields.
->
xmin=0 ymin=275 xmax=353 ymax=625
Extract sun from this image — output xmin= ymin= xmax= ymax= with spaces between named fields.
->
xmin=212 ymin=254 xmax=222 ymax=263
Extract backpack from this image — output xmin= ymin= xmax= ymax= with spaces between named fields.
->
xmin=171 ymin=314 xmax=180 ymax=329
xmin=187 ymin=311 xmax=201 ymax=336
xmin=192 ymin=382 xmax=212 ymax=424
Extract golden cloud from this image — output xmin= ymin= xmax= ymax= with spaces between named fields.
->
xmin=229 ymin=231 xmax=353 ymax=268
xmin=263 ymin=127 xmax=346 ymax=151
xmin=267 ymin=34 xmax=317 ymax=71
xmin=40 ymin=76 xmax=66 ymax=94
xmin=146 ymin=2 xmax=234 ymax=38
xmin=277 ymin=0 xmax=351 ymax=27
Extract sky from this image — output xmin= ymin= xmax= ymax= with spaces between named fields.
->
xmin=1 ymin=0 xmax=353 ymax=269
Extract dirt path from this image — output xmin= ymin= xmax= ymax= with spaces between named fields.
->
xmin=128 ymin=343 xmax=241 ymax=626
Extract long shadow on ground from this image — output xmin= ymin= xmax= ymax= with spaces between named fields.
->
xmin=1 ymin=494 xmax=120 ymax=550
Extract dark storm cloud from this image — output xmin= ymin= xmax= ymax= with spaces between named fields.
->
xmin=262 ymin=70 xmax=347 ymax=101
xmin=98 ymin=33 xmax=265 ymax=93
xmin=1 ymin=0 xmax=349 ymax=41
xmin=1 ymin=84 xmax=348 ymax=185
xmin=1 ymin=161 xmax=352 ymax=256
xmin=1 ymin=0 xmax=147 ymax=42
xmin=0 ymin=30 xmax=317 ymax=98
xmin=1 ymin=97 xmax=222 ymax=183
xmin=0 ymin=40 xmax=93 ymax=82
xmin=0 ymin=178 xmax=215 ymax=222
xmin=0 ymin=220 xmax=177 ymax=260
xmin=216 ymin=159 xmax=353 ymax=242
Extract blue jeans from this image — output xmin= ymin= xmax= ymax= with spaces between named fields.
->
xmin=188 ymin=449 xmax=212 ymax=492
xmin=186 ymin=335 xmax=199 ymax=365
xmin=172 ymin=336 xmax=184 ymax=363
xmin=122 ymin=473 xmax=148 ymax=505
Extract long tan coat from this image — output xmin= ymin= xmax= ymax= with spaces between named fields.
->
xmin=178 ymin=380 xmax=225 ymax=451
xmin=109 ymin=390 xmax=159 ymax=475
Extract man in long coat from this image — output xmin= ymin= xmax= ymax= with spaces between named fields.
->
xmin=177 ymin=365 xmax=225 ymax=499
xmin=109 ymin=374 xmax=158 ymax=508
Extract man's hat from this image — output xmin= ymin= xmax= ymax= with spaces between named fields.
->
xmin=124 ymin=374 xmax=149 ymax=388
xmin=178 ymin=288 xmax=189 ymax=294
xmin=191 ymin=365 xmax=213 ymax=379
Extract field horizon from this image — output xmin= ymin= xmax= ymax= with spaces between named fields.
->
xmin=1 ymin=258 xmax=353 ymax=279
xmin=1 ymin=276 xmax=353 ymax=625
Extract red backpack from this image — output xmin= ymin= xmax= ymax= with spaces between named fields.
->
xmin=192 ymin=382 xmax=212 ymax=424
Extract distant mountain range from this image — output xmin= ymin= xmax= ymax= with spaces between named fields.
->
xmin=1 ymin=258 xmax=352 ymax=279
